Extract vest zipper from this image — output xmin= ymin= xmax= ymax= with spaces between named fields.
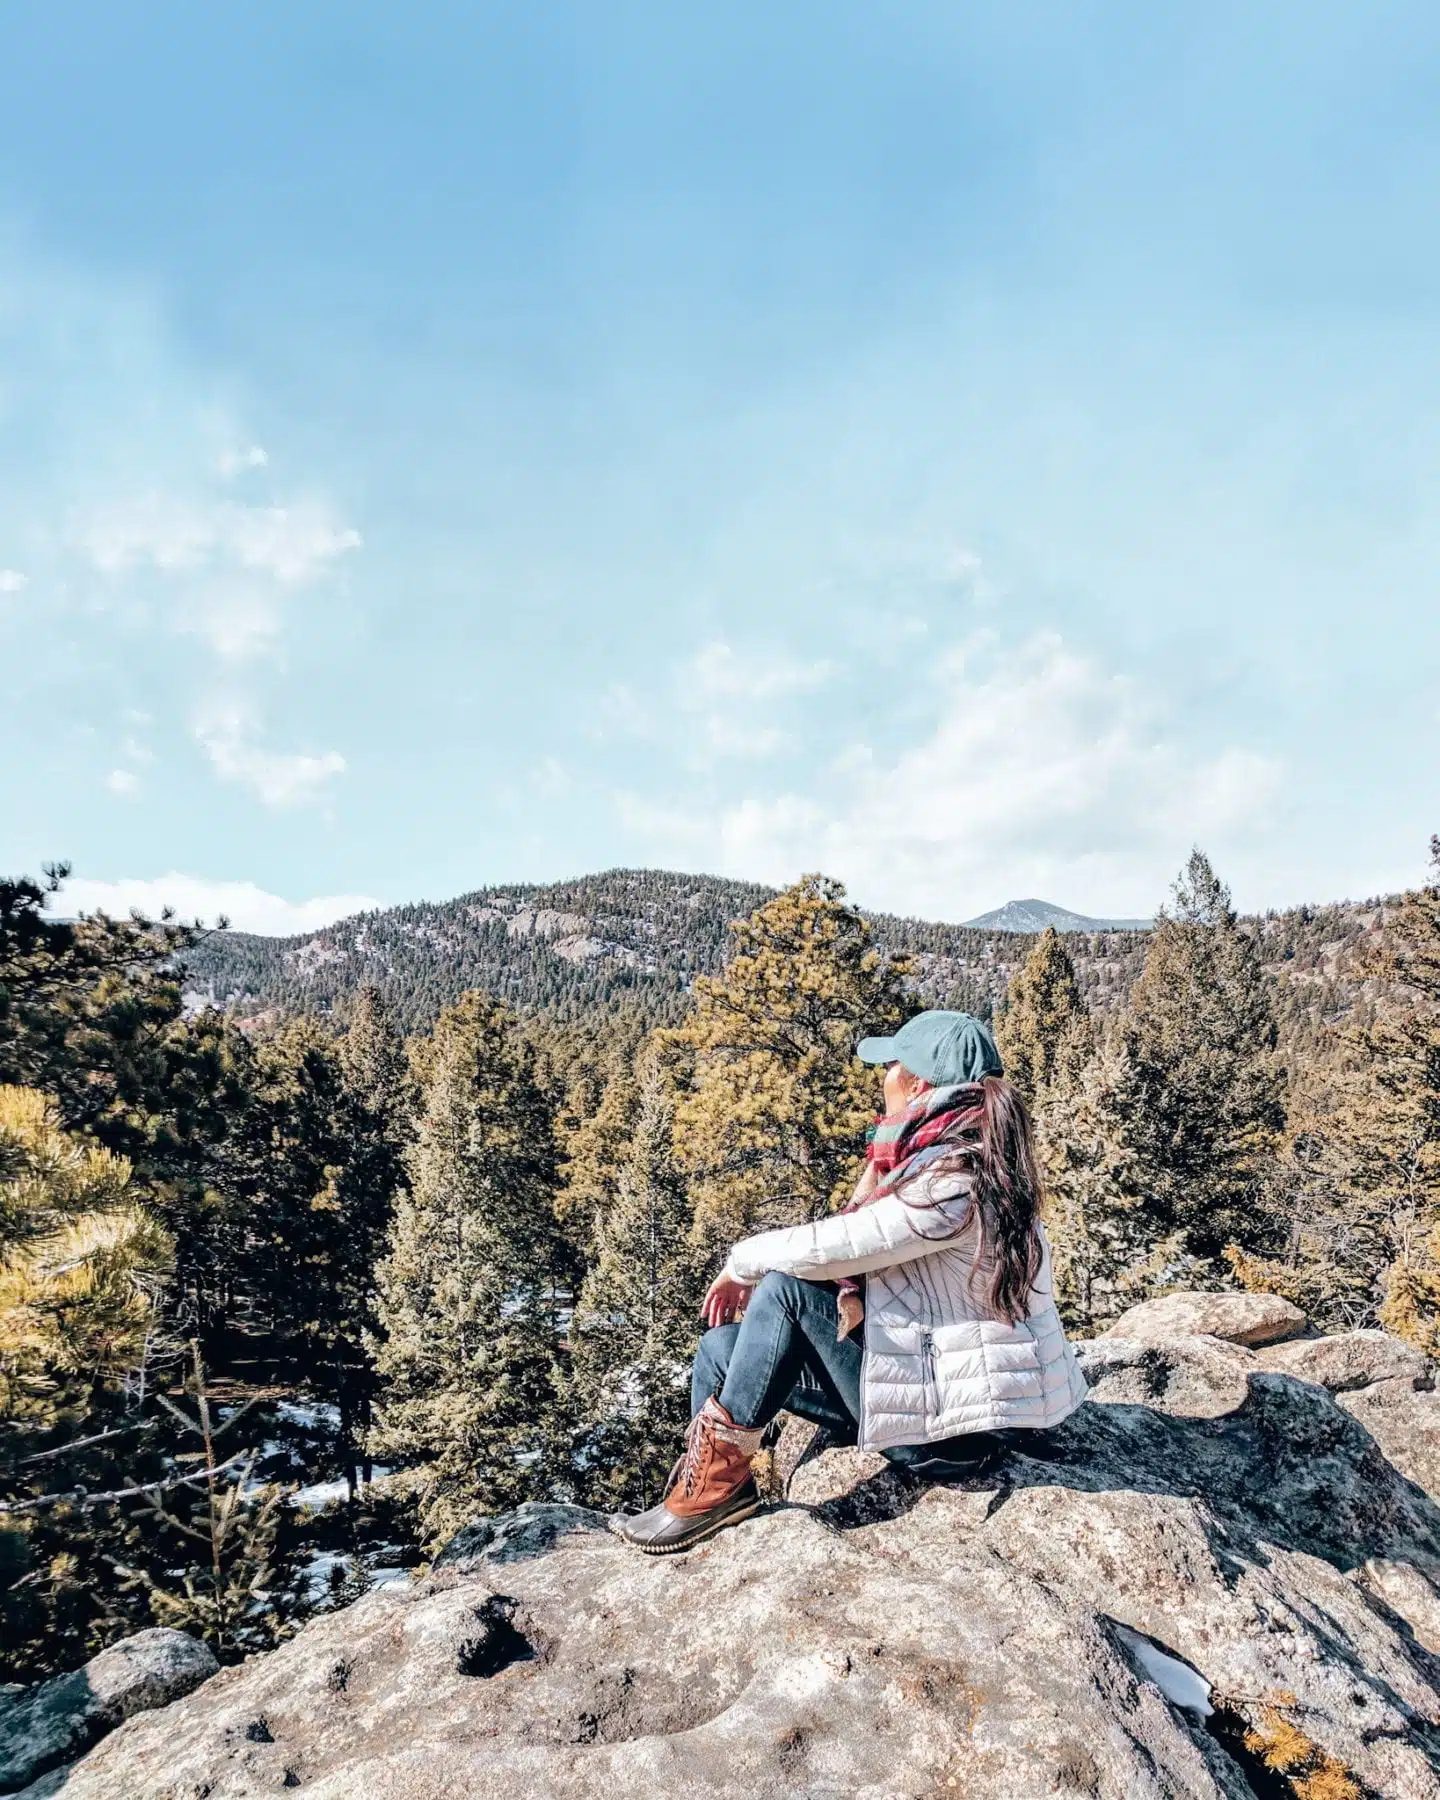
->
xmin=920 ymin=1327 xmax=937 ymax=1417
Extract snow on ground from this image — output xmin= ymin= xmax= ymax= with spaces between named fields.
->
xmin=1112 ymin=1623 xmax=1213 ymax=1719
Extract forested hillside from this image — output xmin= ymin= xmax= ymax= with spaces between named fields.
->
xmin=5 ymin=848 xmax=1433 ymax=1700
xmin=183 ymin=865 xmax=1389 ymax=1048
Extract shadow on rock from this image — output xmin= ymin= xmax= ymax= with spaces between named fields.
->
xmin=792 ymin=1359 xmax=1440 ymax=1580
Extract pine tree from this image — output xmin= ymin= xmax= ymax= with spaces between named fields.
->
xmin=0 ymin=1086 xmax=173 ymax=1423
xmin=0 ymin=1090 xmax=178 ymax=1678
xmin=555 ymin=1044 xmax=639 ymax=1244
xmin=226 ymin=1018 xmax=402 ymax=1484
xmin=995 ymin=927 xmax=1093 ymax=1104
xmin=114 ymin=1343 xmax=304 ymax=1661
xmin=994 ymin=931 xmax=1123 ymax=1329
xmin=667 ymin=875 xmax=908 ymax=1250
xmin=570 ymin=1040 xmax=703 ymax=1509
xmin=1314 ymin=839 xmax=1440 ymax=1349
xmin=339 ymin=987 xmax=413 ymax=1140
xmin=370 ymin=992 xmax=569 ymax=1548
xmin=1109 ymin=851 xmax=1287 ymax=1295
xmin=334 ymin=990 xmax=412 ymax=1477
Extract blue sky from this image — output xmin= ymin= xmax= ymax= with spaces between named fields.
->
xmin=2 ymin=2 xmax=1437 ymax=931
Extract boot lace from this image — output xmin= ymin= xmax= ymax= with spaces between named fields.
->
xmin=678 ymin=1411 xmax=707 ymax=1497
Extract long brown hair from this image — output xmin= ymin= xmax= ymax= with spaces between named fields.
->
xmin=910 ymin=1075 xmax=1045 ymax=1323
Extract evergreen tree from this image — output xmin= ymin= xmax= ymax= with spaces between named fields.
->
xmin=339 ymin=987 xmax=414 ymax=1141
xmin=370 ymin=992 xmax=569 ymax=1547
xmin=1109 ymin=851 xmax=1287 ymax=1295
xmin=1032 ymin=1042 xmax=1150 ymax=1329
xmin=0 ymin=1090 xmax=179 ymax=1679
xmin=570 ymin=1040 xmax=703 ymax=1509
xmin=223 ymin=1019 xmax=401 ymax=1485
xmin=994 ymin=930 xmax=1123 ymax=1329
xmin=555 ymin=1043 xmax=639 ymax=1241
xmin=0 ymin=1085 xmax=172 ymax=1425
xmin=1312 ymin=838 xmax=1440 ymax=1350
xmin=995 ymin=927 xmax=1093 ymax=1104
xmin=667 ymin=875 xmax=909 ymax=1249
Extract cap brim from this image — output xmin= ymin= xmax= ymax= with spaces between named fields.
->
xmin=855 ymin=1035 xmax=899 ymax=1064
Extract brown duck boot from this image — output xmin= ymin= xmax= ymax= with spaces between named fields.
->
xmin=610 ymin=1397 xmax=765 ymax=1554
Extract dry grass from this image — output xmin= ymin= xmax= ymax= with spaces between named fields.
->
xmin=1242 ymin=1704 xmax=1362 ymax=1800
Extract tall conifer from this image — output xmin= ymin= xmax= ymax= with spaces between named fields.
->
xmin=570 ymin=1041 xmax=702 ymax=1509
xmin=370 ymin=992 xmax=567 ymax=1547
xmin=995 ymin=927 xmax=1092 ymax=1104
xmin=1110 ymin=851 xmax=1287 ymax=1292
xmin=667 ymin=875 xmax=908 ymax=1250
xmin=995 ymin=930 xmax=1122 ymax=1328
xmin=1334 ymin=839 xmax=1440 ymax=1350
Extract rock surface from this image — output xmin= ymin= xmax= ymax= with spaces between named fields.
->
xmin=21 ymin=1325 xmax=1440 ymax=1800
xmin=1341 ymin=1376 xmax=1440 ymax=1507
xmin=0 ymin=1628 xmax=216 ymax=1794
xmin=1256 ymin=1328 xmax=1434 ymax=1391
xmin=1105 ymin=1289 xmax=1309 ymax=1347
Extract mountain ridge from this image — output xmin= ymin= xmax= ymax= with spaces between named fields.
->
xmin=180 ymin=865 xmax=1388 ymax=1041
xmin=962 ymin=897 xmax=1152 ymax=933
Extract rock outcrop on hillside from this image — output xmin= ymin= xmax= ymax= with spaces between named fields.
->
xmin=0 ymin=1629 xmax=216 ymax=1794
xmin=19 ymin=1320 xmax=1440 ymax=1800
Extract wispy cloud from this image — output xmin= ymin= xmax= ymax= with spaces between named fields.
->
xmin=58 ymin=872 xmax=379 ymax=936
xmin=619 ymin=631 xmax=1283 ymax=918
xmin=77 ymin=494 xmax=361 ymax=590
xmin=0 ymin=233 xmax=361 ymax=815
xmin=678 ymin=639 xmax=834 ymax=761
xmin=218 ymin=444 xmax=269 ymax=478
xmin=195 ymin=703 xmax=347 ymax=808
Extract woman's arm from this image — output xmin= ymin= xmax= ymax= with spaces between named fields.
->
xmin=725 ymin=1180 xmax=971 ymax=1286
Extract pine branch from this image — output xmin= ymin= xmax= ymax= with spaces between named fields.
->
xmin=17 ymin=1424 xmax=136 ymax=1463
xmin=0 ymin=1449 xmax=249 ymax=1514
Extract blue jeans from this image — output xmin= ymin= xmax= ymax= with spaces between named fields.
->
xmin=693 ymin=1270 xmax=862 ymax=1439
xmin=691 ymin=1271 xmax=1005 ymax=1477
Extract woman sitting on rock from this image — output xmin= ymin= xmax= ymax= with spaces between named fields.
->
xmin=613 ymin=1009 xmax=1088 ymax=1554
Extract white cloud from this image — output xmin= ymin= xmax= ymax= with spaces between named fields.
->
xmin=58 ymin=873 xmax=379 ymax=936
xmin=181 ymin=580 xmax=285 ymax=659
xmin=71 ymin=487 xmax=361 ymax=662
xmin=78 ymin=493 xmax=361 ymax=588
xmin=195 ymin=704 xmax=347 ymax=808
xmin=0 ymin=569 xmax=27 ymax=593
xmin=687 ymin=641 xmax=833 ymax=703
xmin=679 ymin=640 xmax=834 ymax=761
xmin=219 ymin=444 xmax=269 ymax=477
xmin=104 ymin=768 xmax=140 ymax=798
xmin=619 ymin=632 xmax=1284 ymax=918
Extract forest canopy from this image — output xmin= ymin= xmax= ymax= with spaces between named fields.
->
xmin=4 ymin=846 xmax=1437 ymax=1681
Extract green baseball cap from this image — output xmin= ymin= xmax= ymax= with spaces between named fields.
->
xmin=856 ymin=1010 xmax=1004 ymax=1086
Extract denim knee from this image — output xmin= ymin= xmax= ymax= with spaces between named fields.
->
xmin=751 ymin=1269 xmax=804 ymax=1315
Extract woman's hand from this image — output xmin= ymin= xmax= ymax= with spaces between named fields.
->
xmin=701 ymin=1272 xmax=753 ymax=1329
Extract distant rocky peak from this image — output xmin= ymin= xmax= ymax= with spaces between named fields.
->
xmin=962 ymin=897 xmax=1152 ymax=934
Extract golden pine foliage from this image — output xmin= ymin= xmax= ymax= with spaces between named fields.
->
xmin=1242 ymin=1705 xmax=1362 ymax=1800
xmin=665 ymin=875 xmax=908 ymax=1250
xmin=0 ymin=1084 xmax=173 ymax=1414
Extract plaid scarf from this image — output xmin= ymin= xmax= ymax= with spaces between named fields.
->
xmin=834 ymin=1083 xmax=982 ymax=1340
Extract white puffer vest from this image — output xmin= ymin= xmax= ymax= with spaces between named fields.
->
xmin=725 ymin=1175 xmax=1087 ymax=1452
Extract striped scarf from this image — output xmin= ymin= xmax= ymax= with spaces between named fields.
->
xmin=834 ymin=1083 xmax=982 ymax=1341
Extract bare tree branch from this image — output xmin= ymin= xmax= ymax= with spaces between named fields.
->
xmin=0 ymin=1450 xmax=250 ymax=1515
